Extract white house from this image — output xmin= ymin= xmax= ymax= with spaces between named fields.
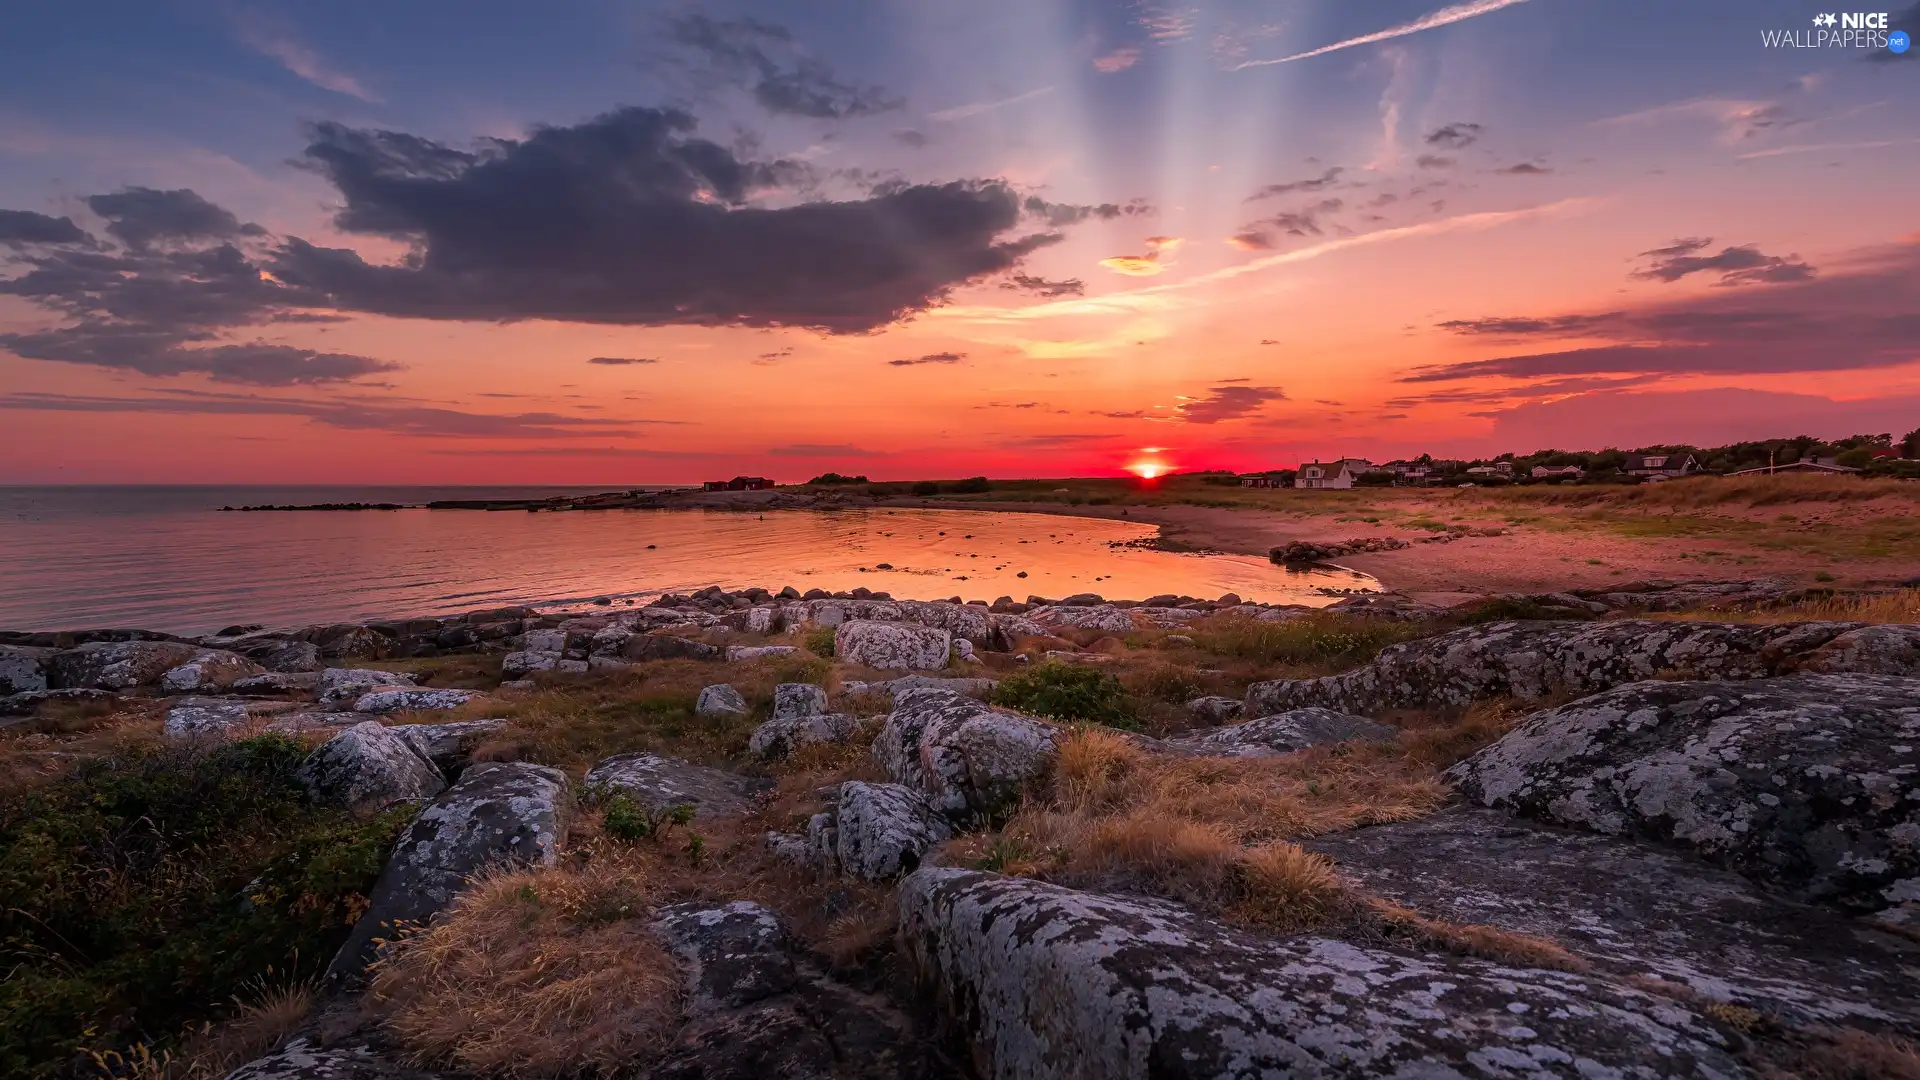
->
xmin=1295 ymin=458 xmax=1372 ymax=490
xmin=1626 ymin=453 xmax=1699 ymax=478
xmin=1531 ymin=465 xmax=1585 ymax=479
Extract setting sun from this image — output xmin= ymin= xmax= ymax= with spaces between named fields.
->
xmin=1127 ymin=461 xmax=1168 ymax=479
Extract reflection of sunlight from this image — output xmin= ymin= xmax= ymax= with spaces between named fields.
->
xmin=1127 ymin=460 xmax=1167 ymax=479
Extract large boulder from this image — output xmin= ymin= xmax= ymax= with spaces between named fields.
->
xmin=162 ymin=700 xmax=250 ymax=740
xmin=1247 ymin=619 xmax=1920 ymax=715
xmin=585 ymin=752 xmax=771 ymax=820
xmin=317 ymin=667 xmax=416 ymax=709
xmin=621 ymin=634 xmax=723 ymax=662
xmin=0 ymin=645 xmax=52 ymax=695
xmin=803 ymin=781 xmax=951 ymax=881
xmin=1307 ymin=808 xmax=1920 ymax=1035
xmin=391 ymin=718 xmax=506 ymax=772
xmin=158 ymin=649 xmax=263 ymax=692
xmin=351 ymin=687 xmax=481 ymax=714
xmin=49 ymin=639 xmax=201 ymax=689
xmin=328 ymin=761 xmax=569 ymax=979
xmin=836 ymin=620 xmax=951 ymax=671
xmin=297 ymin=720 xmax=446 ymax=810
xmin=898 ymin=868 xmax=1744 ymax=1079
xmin=1449 ymin=673 xmax=1920 ymax=914
xmin=224 ymin=1038 xmax=435 ymax=1080
xmin=695 ymin=683 xmax=749 ymax=716
xmin=748 ymin=712 xmax=860 ymax=759
xmin=256 ymin=639 xmax=323 ymax=673
xmin=897 ymin=600 xmax=992 ymax=644
xmin=841 ymin=675 xmax=998 ymax=702
xmin=1164 ymin=708 xmax=1398 ymax=757
xmin=873 ymin=688 xmax=1056 ymax=821
xmin=773 ymin=682 xmax=828 ymax=720
xmin=1026 ymin=604 xmax=1137 ymax=634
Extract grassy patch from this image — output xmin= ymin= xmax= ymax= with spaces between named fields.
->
xmin=991 ymin=662 xmax=1138 ymax=729
xmin=0 ymin=735 xmax=409 ymax=1079
xmin=1655 ymin=587 xmax=1920 ymax=626
xmin=1189 ymin=613 xmax=1430 ymax=670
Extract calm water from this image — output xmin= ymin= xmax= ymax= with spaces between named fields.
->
xmin=0 ymin=487 xmax=1374 ymax=635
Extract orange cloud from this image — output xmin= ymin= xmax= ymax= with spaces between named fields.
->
xmin=1099 ymin=256 xmax=1166 ymax=276
xmin=1093 ymin=46 xmax=1142 ymax=72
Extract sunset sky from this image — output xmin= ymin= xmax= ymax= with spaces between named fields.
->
xmin=2 ymin=0 xmax=1917 ymax=483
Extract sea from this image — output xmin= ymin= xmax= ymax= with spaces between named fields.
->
xmin=0 ymin=486 xmax=1375 ymax=635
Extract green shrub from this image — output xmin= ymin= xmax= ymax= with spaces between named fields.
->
xmin=911 ymin=481 xmax=940 ymax=496
xmin=600 ymin=795 xmax=695 ymax=845
xmin=0 ymin=735 xmax=410 ymax=1078
xmin=1192 ymin=613 xmax=1428 ymax=669
xmin=803 ymin=627 xmax=837 ymax=658
xmin=992 ymin=662 xmax=1138 ymax=728
xmin=1457 ymin=597 xmax=1594 ymax=624
xmin=947 ymin=476 xmax=992 ymax=494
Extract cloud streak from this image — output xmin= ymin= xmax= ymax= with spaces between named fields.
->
xmin=1232 ymin=0 xmax=1535 ymax=69
xmin=929 ymin=86 xmax=1055 ymax=122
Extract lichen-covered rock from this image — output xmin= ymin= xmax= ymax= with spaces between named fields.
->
xmin=987 ymin=613 xmax=1051 ymax=650
xmin=1247 ymin=619 xmax=1920 ymax=715
xmin=584 ymin=752 xmax=771 ymax=820
xmin=317 ymin=667 xmax=416 ymax=709
xmin=898 ymin=868 xmax=1744 ymax=1079
xmin=621 ymin=634 xmax=724 ymax=662
xmin=1165 ymin=708 xmax=1398 ymax=757
xmin=726 ymin=644 xmax=800 ymax=661
xmin=695 ymin=683 xmax=749 ymax=716
xmin=773 ymin=682 xmax=828 ymax=720
xmin=224 ymin=1038 xmax=438 ymax=1080
xmin=351 ymin=687 xmax=480 ymax=714
xmin=836 ymin=620 xmax=951 ymax=671
xmin=874 ymin=688 xmax=1056 ymax=820
xmin=840 ymin=675 xmax=998 ymax=702
xmin=500 ymin=649 xmax=558 ymax=676
xmin=654 ymin=900 xmax=798 ymax=1014
xmin=0 ymin=645 xmax=52 ymax=694
xmin=807 ymin=781 xmax=951 ymax=880
xmin=1449 ymin=673 xmax=1920 ymax=914
xmin=316 ymin=625 xmax=391 ymax=661
xmin=327 ymin=761 xmax=568 ymax=979
xmin=1026 ymin=604 xmax=1137 ymax=633
xmin=391 ymin=718 xmax=506 ymax=772
xmin=256 ymin=639 xmax=323 ymax=673
xmin=229 ymin=671 xmax=320 ymax=695
xmin=297 ymin=720 xmax=446 ymax=809
xmin=748 ymin=712 xmax=859 ymax=759
xmin=1306 ymin=808 xmax=1920 ymax=1036
xmin=1183 ymin=696 xmax=1243 ymax=724
xmin=163 ymin=700 xmax=250 ymax=740
xmin=898 ymin=600 xmax=992 ymax=644
xmin=159 ymin=649 xmax=263 ymax=692
xmin=49 ymin=639 xmax=201 ymax=689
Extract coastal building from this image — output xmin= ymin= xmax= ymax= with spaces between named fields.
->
xmin=1239 ymin=475 xmax=1283 ymax=487
xmin=1626 ymin=453 xmax=1699 ymax=479
xmin=1727 ymin=456 xmax=1860 ymax=476
xmin=1531 ymin=465 xmax=1586 ymax=480
xmin=703 ymin=476 xmax=776 ymax=491
xmin=1295 ymin=458 xmax=1371 ymax=490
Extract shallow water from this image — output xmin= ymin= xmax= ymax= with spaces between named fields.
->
xmin=0 ymin=486 xmax=1374 ymax=635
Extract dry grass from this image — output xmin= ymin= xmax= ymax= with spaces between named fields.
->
xmin=85 ymin=978 xmax=315 ymax=1080
xmin=1657 ymin=588 xmax=1920 ymax=626
xmin=1365 ymin=900 xmax=1589 ymax=973
xmin=370 ymin=862 xmax=683 ymax=1078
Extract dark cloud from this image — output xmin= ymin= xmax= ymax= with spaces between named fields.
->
xmin=1023 ymin=196 xmax=1152 ymax=227
xmin=0 ymin=389 xmax=665 ymax=438
xmin=1176 ymin=384 xmax=1286 ymax=423
xmin=587 ymin=356 xmax=658 ymax=365
xmin=1247 ymin=168 xmax=1343 ymax=201
xmin=1259 ymin=339 xmax=1279 ymax=345
xmin=893 ymin=129 xmax=928 ymax=148
xmin=1386 ymin=374 xmax=1665 ymax=406
xmin=0 ymin=331 xmax=397 ymax=385
xmin=888 ymin=351 xmax=966 ymax=366
xmin=1001 ymin=273 xmax=1084 ymax=298
xmin=1632 ymin=238 xmax=1814 ymax=286
xmin=1424 ymin=122 xmax=1484 ymax=149
xmin=1401 ymin=239 xmax=1918 ymax=382
xmin=84 ymin=187 xmax=260 ymax=250
xmin=1415 ymin=155 xmax=1454 ymax=170
xmin=0 ymin=209 xmax=88 ymax=246
xmin=1494 ymin=162 xmax=1552 ymax=176
xmin=1093 ymin=409 xmax=1145 ymax=418
xmin=1436 ymin=313 xmax=1627 ymax=336
xmin=1232 ymin=198 xmax=1343 ymax=249
xmin=273 ymin=107 xmax=1064 ymax=333
xmin=666 ymin=14 xmax=901 ymax=119
xmin=767 ymin=443 xmax=883 ymax=456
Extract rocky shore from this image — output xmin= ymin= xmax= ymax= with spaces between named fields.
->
xmin=5 ymin=578 xmax=1918 ymax=1079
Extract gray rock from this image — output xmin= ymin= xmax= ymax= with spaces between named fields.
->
xmin=1183 ymin=695 xmax=1243 ymax=724
xmin=748 ymin=712 xmax=860 ymax=759
xmin=951 ymin=638 xmax=978 ymax=663
xmin=1450 ymin=673 xmax=1920 ymax=915
xmin=224 ymin=1038 xmax=439 ymax=1080
xmin=840 ymin=675 xmax=999 ymax=702
xmin=1 ymin=687 xmax=116 ymax=716
xmin=0 ymin=645 xmax=52 ymax=694
xmin=1026 ymin=604 xmax=1136 ymax=633
xmin=898 ymin=868 xmax=1744 ymax=1079
xmin=1165 ymin=708 xmax=1398 ymax=757
xmin=621 ymin=634 xmax=724 ymax=662
xmin=807 ymin=781 xmax=951 ymax=881
xmin=520 ymin=628 xmax=570 ymax=653
xmin=874 ymin=688 xmax=1057 ymax=821
xmin=49 ymin=639 xmax=202 ymax=689
xmin=653 ymin=900 xmax=798 ymax=1015
xmin=297 ymin=720 xmax=446 ymax=809
xmin=351 ymin=687 xmax=480 ymax=714
xmin=898 ymin=600 xmax=993 ymax=644
xmin=328 ymin=761 xmax=569 ymax=979
xmin=587 ymin=624 xmax=634 ymax=657
xmin=726 ymin=644 xmax=800 ymax=661
xmin=987 ymin=613 xmax=1051 ymax=650
xmin=1307 ymin=808 xmax=1920 ymax=1036
xmin=500 ymin=649 xmax=559 ymax=676
xmin=159 ymin=649 xmax=264 ymax=692
xmin=317 ymin=667 xmax=416 ymax=709
xmin=163 ymin=700 xmax=252 ymax=740
xmin=229 ymin=671 xmax=320 ymax=695
xmin=1247 ymin=619 xmax=1920 ymax=715
xmin=836 ymin=620 xmax=952 ymax=671
xmin=585 ymin=752 xmax=771 ymax=820
xmin=695 ymin=683 xmax=749 ymax=716
xmin=257 ymin=639 xmax=323 ymax=673
xmin=773 ymin=682 xmax=828 ymax=720
xmin=391 ymin=717 xmax=506 ymax=771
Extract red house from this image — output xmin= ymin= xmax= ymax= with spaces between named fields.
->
xmin=703 ymin=476 xmax=775 ymax=491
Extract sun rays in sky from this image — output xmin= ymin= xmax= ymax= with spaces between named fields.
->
xmin=0 ymin=0 xmax=1916 ymax=482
